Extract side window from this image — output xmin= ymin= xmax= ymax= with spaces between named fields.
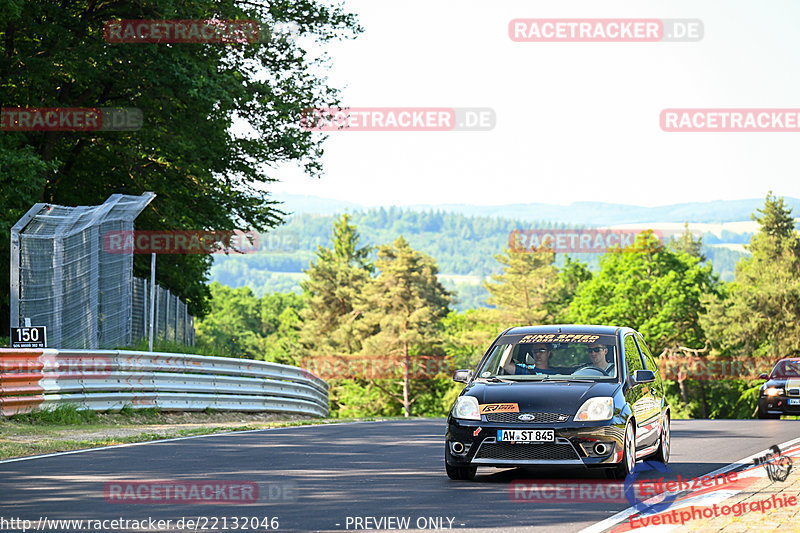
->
xmin=636 ymin=334 xmax=663 ymax=389
xmin=624 ymin=334 xmax=643 ymax=374
xmin=637 ymin=335 xmax=658 ymax=371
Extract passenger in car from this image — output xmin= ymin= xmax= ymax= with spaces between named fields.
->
xmin=502 ymin=343 xmax=559 ymax=375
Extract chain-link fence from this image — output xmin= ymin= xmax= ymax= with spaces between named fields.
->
xmin=10 ymin=193 xmax=194 ymax=349
xmin=131 ymin=277 xmax=194 ymax=346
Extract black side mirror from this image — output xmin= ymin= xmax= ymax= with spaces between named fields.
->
xmin=632 ymin=369 xmax=656 ymax=384
xmin=758 ymin=373 xmax=769 ymax=380
xmin=453 ymin=369 xmax=473 ymax=383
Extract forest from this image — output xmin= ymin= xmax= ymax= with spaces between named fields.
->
xmin=196 ymin=193 xmax=800 ymax=421
xmin=210 ymin=208 xmax=749 ymax=310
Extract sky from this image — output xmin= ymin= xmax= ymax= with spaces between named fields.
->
xmin=268 ymin=0 xmax=800 ymax=208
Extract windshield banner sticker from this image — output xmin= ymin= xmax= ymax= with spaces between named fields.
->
xmin=518 ymin=334 xmax=601 ymax=344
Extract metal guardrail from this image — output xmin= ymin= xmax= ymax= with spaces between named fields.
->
xmin=0 ymin=349 xmax=328 ymax=417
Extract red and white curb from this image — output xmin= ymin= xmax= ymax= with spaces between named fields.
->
xmin=580 ymin=436 xmax=800 ymax=533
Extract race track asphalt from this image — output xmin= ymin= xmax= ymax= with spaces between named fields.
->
xmin=1 ymin=419 xmax=799 ymax=532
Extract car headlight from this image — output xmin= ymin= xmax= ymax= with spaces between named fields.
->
xmin=575 ymin=397 xmax=614 ymax=421
xmin=452 ymin=396 xmax=481 ymax=420
xmin=764 ymin=387 xmax=784 ymax=397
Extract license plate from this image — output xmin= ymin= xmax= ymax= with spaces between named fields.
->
xmin=497 ymin=429 xmax=554 ymax=443
xmin=789 ymin=399 xmax=800 ymax=405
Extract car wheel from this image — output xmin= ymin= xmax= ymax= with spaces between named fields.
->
xmin=651 ymin=415 xmax=670 ymax=464
xmin=445 ymin=461 xmax=477 ymax=480
xmin=609 ymin=421 xmax=636 ymax=479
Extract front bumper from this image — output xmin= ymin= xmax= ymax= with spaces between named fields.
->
xmin=445 ymin=415 xmax=626 ymax=468
xmin=758 ymin=395 xmax=800 ymax=416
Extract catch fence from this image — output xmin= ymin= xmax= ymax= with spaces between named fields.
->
xmin=10 ymin=193 xmax=194 ymax=349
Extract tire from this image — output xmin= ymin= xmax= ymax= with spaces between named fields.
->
xmin=650 ymin=415 xmax=670 ymax=464
xmin=445 ymin=462 xmax=477 ymax=480
xmin=609 ymin=421 xmax=636 ymax=480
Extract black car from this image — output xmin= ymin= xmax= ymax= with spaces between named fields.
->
xmin=445 ymin=325 xmax=670 ymax=480
xmin=757 ymin=358 xmax=800 ymax=419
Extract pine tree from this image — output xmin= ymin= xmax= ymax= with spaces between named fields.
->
xmin=355 ymin=237 xmax=453 ymax=417
xmin=483 ymin=237 xmax=563 ymax=326
xmin=701 ymin=193 xmax=800 ymax=358
xmin=299 ymin=214 xmax=372 ymax=354
xmin=752 ymin=192 xmax=799 ymax=242
xmin=669 ymin=222 xmax=705 ymax=260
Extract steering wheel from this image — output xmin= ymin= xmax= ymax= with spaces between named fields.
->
xmin=573 ymin=366 xmax=609 ymax=376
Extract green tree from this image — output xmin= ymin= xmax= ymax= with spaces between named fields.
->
xmin=484 ymin=239 xmax=563 ymax=325
xmin=195 ymin=282 xmax=304 ymax=362
xmin=195 ymin=282 xmax=262 ymax=357
xmin=0 ymin=0 xmax=362 ymax=321
xmin=701 ymin=193 xmax=800 ymax=359
xmin=441 ymin=308 xmax=505 ymax=370
xmin=0 ymin=138 xmax=57 ymax=329
xmin=299 ymin=214 xmax=372 ymax=354
xmin=553 ymin=256 xmax=593 ymax=320
xmin=355 ymin=237 xmax=453 ymax=417
xmin=567 ymin=231 xmax=718 ymax=353
xmin=258 ymin=292 xmax=305 ymax=364
xmin=669 ymin=222 xmax=705 ymax=261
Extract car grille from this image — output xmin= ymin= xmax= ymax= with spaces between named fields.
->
xmin=484 ymin=412 xmax=569 ymax=423
xmin=475 ymin=442 xmax=580 ymax=461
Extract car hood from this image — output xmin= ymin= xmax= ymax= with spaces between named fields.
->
xmin=463 ymin=380 xmax=621 ymax=414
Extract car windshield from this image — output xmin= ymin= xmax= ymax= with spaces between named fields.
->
xmin=770 ymin=360 xmax=800 ymax=379
xmin=475 ymin=333 xmax=618 ymax=381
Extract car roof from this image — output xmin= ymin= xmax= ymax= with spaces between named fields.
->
xmin=503 ymin=324 xmax=623 ymax=336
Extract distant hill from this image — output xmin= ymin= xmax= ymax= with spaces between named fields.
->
xmin=274 ymin=194 xmax=800 ymax=225
xmin=209 ymin=200 xmax=791 ymax=310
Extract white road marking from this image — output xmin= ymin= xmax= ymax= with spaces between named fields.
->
xmin=579 ymin=436 xmax=800 ymax=533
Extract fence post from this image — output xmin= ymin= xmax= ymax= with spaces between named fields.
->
xmin=148 ymin=253 xmax=156 ymax=351
xmin=88 ymin=225 xmax=99 ymax=348
xmin=10 ymin=204 xmax=45 ymax=332
xmin=143 ymin=278 xmax=149 ymax=341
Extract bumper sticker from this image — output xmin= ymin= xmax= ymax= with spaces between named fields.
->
xmin=479 ymin=403 xmax=519 ymax=414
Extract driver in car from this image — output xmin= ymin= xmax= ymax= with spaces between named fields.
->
xmin=502 ymin=343 xmax=559 ymax=375
xmin=586 ymin=342 xmax=614 ymax=375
